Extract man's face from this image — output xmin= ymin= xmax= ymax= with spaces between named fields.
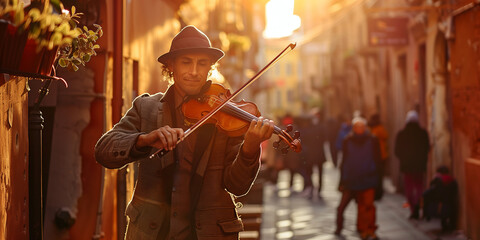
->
xmin=353 ymin=122 xmax=366 ymax=135
xmin=168 ymin=52 xmax=213 ymax=97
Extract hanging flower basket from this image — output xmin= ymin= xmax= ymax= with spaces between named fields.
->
xmin=0 ymin=20 xmax=8 ymax=55
xmin=1 ymin=1 xmax=102 ymax=76
xmin=38 ymin=46 xmax=59 ymax=75
xmin=18 ymin=39 xmax=45 ymax=73
xmin=0 ymin=22 xmax=28 ymax=71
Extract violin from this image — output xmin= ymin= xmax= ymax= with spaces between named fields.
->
xmin=149 ymin=43 xmax=299 ymax=158
xmin=182 ymin=82 xmax=302 ymax=153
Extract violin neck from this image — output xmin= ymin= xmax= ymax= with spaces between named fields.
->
xmin=222 ymin=103 xmax=283 ymax=135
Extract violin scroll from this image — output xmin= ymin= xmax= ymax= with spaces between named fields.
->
xmin=273 ymin=124 xmax=302 ymax=154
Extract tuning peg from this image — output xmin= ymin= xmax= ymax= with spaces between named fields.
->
xmin=293 ymin=131 xmax=300 ymax=139
xmin=281 ymin=147 xmax=289 ymax=154
xmin=286 ymin=124 xmax=293 ymax=132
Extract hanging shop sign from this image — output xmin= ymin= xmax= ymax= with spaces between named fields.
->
xmin=367 ymin=17 xmax=409 ymax=46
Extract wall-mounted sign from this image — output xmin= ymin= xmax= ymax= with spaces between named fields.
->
xmin=367 ymin=17 xmax=409 ymax=46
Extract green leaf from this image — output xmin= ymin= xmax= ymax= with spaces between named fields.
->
xmin=61 ymin=37 xmax=73 ymax=45
xmin=30 ymin=26 xmax=41 ymax=38
xmin=72 ymin=58 xmax=81 ymax=65
xmin=58 ymin=58 xmax=67 ymax=67
xmin=50 ymin=31 xmax=63 ymax=46
xmin=83 ymin=54 xmax=91 ymax=62
xmin=14 ymin=9 xmax=24 ymax=26
xmin=28 ymin=8 xmax=41 ymax=21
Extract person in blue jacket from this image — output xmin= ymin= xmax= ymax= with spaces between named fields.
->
xmin=335 ymin=117 xmax=381 ymax=240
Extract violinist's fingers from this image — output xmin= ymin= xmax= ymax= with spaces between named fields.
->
xmin=167 ymin=127 xmax=178 ymax=149
xmin=248 ymin=118 xmax=258 ymax=131
xmin=160 ymin=128 xmax=173 ymax=150
xmin=258 ymin=119 xmax=274 ymax=138
xmin=156 ymin=129 xmax=168 ymax=149
xmin=262 ymin=119 xmax=275 ymax=138
xmin=175 ymin=128 xmax=185 ymax=140
xmin=255 ymin=117 xmax=265 ymax=129
xmin=160 ymin=125 xmax=173 ymax=145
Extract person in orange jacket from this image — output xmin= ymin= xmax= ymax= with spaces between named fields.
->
xmin=368 ymin=114 xmax=388 ymax=200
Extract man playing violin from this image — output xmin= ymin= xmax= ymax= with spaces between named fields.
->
xmin=95 ymin=25 xmax=275 ymax=240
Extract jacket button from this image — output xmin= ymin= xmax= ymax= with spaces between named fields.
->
xmin=149 ymin=222 xmax=158 ymax=229
xmin=113 ymin=152 xmax=119 ymax=157
xmin=172 ymin=187 xmax=176 ymax=192
xmin=196 ymin=222 xmax=201 ymax=229
xmin=173 ymin=212 xmax=177 ymax=217
xmin=120 ymin=150 xmax=126 ymax=156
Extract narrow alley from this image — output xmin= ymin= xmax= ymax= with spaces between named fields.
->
xmin=260 ymin=161 xmax=468 ymax=240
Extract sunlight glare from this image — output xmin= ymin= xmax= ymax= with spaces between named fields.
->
xmin=263 ymin=0 xmax=301 ymax=39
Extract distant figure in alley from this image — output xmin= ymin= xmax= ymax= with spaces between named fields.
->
xmin=394 ymin=110 xmax=430 ymax=220
xmin=335 ymin=117 xmax=381 ymax=240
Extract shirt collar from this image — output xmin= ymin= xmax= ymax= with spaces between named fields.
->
xmin=159 ymin=84 xmax=186 ymax=110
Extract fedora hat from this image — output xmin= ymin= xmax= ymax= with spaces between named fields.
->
xmin=157 ymin=25 xmax=224 ymax=65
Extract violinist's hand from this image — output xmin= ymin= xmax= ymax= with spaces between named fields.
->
xmin=242 ymin=117 xmax=275 ymax=157
xmin=136 ymin=125 xmax=184 ymax=151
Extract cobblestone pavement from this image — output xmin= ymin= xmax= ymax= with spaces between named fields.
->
xmin=260 ymin=162 xmax=469 ymax=240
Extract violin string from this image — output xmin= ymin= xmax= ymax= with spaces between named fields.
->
xmin=184 ymin=43 xmax=295 ymax=140
xmin=150 ymin=44 xmax=295 ymax=158
xmin=211 ymin=97 xmax=283 ymax=134
xmin=208 ymin=96 xmax=283 ymax=135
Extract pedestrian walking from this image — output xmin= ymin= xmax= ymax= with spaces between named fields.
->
xmin=334 ymin=115 xmax=352 ymax=166
xmin=301 ymin=112 xmax=327 ymax=198
xmin=394 ymin=110 xmax=430 ymax=220
xmin=95 ymin=25 xmax=275 ymax=239
xmin=368 ymin=113 xmax=389 ymax=200
xmin=326 ymin=115 xmax=341 ymax=167
xmin=335 ymin=117 xmax=381 ymax=240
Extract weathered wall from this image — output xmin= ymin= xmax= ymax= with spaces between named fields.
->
xmin=43 ymin=67 xmax=97 ymax=240
xmin=124 ymin=0 xmax=178 ymax=94
xmin=448 ymin=5 xmax=480 ymax=237
xmin=0 ymin=76 xmax=29 ymax=240
xmin=124 ymin=0 xmax=216 ymax=95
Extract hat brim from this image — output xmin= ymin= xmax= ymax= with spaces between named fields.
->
xmin=157 ymin=47 xmax=224 ymax=65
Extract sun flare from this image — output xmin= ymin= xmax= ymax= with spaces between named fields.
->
xmin=263 ymin=0 xmax=301 ymax=39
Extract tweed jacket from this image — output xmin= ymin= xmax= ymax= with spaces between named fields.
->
xmin=95 ymin=86 xmax=261 ymax=240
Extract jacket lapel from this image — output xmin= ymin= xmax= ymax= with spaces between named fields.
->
xmin=155 ymin=85 xmax=175 ymax=169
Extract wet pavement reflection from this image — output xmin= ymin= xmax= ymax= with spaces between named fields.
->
xmin=260 ymin=161 xmax=445 ymax=240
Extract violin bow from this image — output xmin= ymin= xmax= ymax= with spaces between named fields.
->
xmin=150 ymin=42 xmax=297 ymax=159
